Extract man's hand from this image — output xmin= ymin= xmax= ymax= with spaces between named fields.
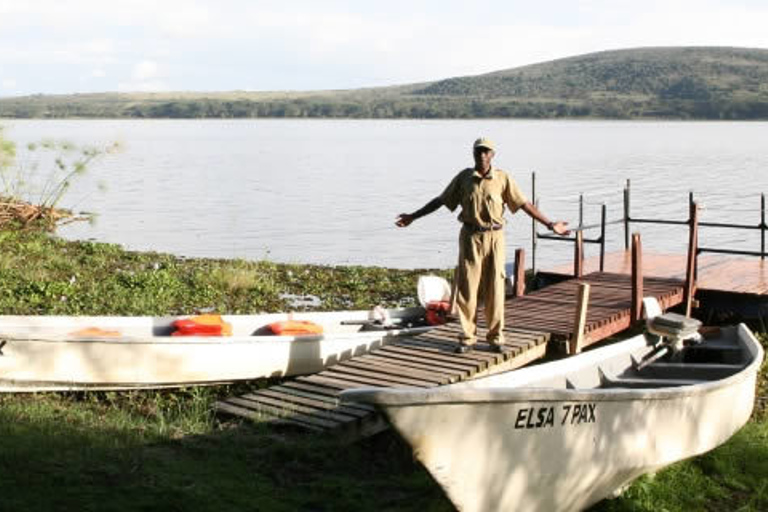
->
xmin=552 ymin=221 xmax=570 ymax=236
xmin=523 ymin=203 xmax=571 ymax=236
xmin=396 ymin=213 xmax=415 ymax=227
xmin=397 ymin=197 xmax=443 ymax=227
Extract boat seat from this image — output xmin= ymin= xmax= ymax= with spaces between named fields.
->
xmin=600 ymin=377 xmax=703 ymax=389
xmin=682 ymin=345 xmax=744 ymax=365
xmin=600 ymin=374 xmax=702 ymax=389
xmin=635 ymin=362 xmax=744 ymax=381
xmin=599 ymin=368 xmax=702 ymax=389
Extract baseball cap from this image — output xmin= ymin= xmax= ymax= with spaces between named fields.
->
xmin=473 ymin=137 xmax=496 ymax=151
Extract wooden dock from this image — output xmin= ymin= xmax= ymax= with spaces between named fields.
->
xmin=505 ymin=271 xmax=684 ymax=345
xmin=216 ymin=325 xmax=550 ymax=438
xmin=215 ymin=271 xmax=685 ymax=438
xmin=540 ymin=251 xmax=768 ymax=296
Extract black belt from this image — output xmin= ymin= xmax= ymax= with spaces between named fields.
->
xmin=463 ymin=223 xmax=503 ymax=233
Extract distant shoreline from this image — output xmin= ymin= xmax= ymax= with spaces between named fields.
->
xmin=3 ymin=116 xmax=767 ymax=122
xmin=4 ymin=46 xmax=768 ymax=120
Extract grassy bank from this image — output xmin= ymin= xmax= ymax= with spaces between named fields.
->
xmin=0 ymin=231 xmax=765 ymax=511
xmin=0 ymin=230 xmax=443 ymax=315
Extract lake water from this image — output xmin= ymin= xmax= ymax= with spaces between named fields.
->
xmin=3 ymin=119 xmax=767 ymax=269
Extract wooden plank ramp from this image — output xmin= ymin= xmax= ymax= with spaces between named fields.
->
xmin=215 ymin=324 xmax=550 ymax=439
xmin=215 ymin=271 xmax=684 ymax=438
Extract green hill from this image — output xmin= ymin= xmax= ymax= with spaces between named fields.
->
xmin=412 ymin=47 xmax=768 ymax=118
xmin=2 ymin=47 xmax=768 ymax=119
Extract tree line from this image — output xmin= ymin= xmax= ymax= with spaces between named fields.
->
xmin=2 ymin=96 xmax=768 ymax=120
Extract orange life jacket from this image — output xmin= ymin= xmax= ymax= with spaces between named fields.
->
xmin=172 ymin=314 xmax=233 ymax=337
xmin=267 ymin=320 xmax=324 ymax=336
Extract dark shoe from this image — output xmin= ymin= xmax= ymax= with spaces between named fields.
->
xmin=454 ymin=343 xmax=473 ymax=354
xmin=490 ymin=344 xmax=512 ymax=354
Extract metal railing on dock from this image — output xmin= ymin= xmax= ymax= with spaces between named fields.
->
xmin=529 ymin=172 xmax=623 ymax=276
xmin=529 ymin=172 xmax=767 ymax=282
xmin=624 ymin=179 xmax=767 ymax=260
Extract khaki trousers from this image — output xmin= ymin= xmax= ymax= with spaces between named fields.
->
xmin=451 ymin=226 xmax=506 ymax=346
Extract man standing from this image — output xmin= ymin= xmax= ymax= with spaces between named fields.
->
xmin=396 ymin=138 xmax=569 ymax=354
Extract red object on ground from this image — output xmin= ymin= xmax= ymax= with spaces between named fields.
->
xmin=268 ymin=320 xmax=324 ymax=336
xmin=425 ymin=300 xmax=451 ymax=325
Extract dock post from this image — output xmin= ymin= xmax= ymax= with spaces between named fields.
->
xmin=531 ymin=172 xmax=537 ymax=275
xmin=569 ymin=282 xmax=591 ymax=355
xmin=762 ymin=193 xmax=765 ymax=260
xmin=600 ymin=204 xmax=607 ymax=272
xmin=513 ymin=248 xmax=526 ymax=297
xmin=624 ymin=179 xmax=630 ymax=251
xmin=574 ymin=230 xmax=584 ymax=278
xmin=684 ymin=202 xmax=699 ymax=317
xmin=579 ymin=193 xmax=584 ymax=229
xmin=631 ymin=233 xmax=643 ymax=323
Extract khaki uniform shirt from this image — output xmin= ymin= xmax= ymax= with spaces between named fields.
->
xmin=440 ymin=167 xmax=528 ymax=228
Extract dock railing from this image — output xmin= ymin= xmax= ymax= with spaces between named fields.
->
xmin=529 ymin=172 xmax=767 ymax=279
xmin=624 ymin=178 xmax=767 ymax=260
xmin=529 ymin=172 xmax=624 ymax=276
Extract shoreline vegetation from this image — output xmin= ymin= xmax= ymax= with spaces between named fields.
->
xmin=2 ymin=47 xmax=768 ymax=121
xmin=0 ymin=230 xmax=766 ymax=511
xmin=0 ymin=196 xmax=87 ymax=231
xmin=0 ymin=128 xmax=120 ymax=232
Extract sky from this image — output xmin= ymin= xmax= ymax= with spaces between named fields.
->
xmin=1 ymin=0 xmax=768 ymax=97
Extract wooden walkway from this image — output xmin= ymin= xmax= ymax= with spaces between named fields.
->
xmin=216 ymin=325 xmax=550 ymax=437
xmin=215 ymin=271 xmax=685 ymax=437
xmin=508 ymin=271 xmax=684 ymax=345
xmin=542 ymin=251 xmax=768 ymax=296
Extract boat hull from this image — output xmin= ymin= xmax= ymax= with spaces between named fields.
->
xmin=343 ymin=324 xmax=763 ymax=512
xmin=0 ymin=308 xmax=427 ymax=391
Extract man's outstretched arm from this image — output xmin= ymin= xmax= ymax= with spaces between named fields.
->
xmin=521 ymin=202 xmax=570 ymax=235
xmin=396 ymin=197 xmax=443 ymax=227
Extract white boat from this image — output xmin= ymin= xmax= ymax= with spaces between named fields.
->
xmin=0 ymin=307 xmax=428 ymax=392
xmin=342 ymin=324 xmax=764 ymax=512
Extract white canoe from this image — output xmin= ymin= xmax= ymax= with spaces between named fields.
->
xmin=0 ymin=307 xmax=428 ymax=392
xmin=342 ymin=324 xmax=764 ymax=512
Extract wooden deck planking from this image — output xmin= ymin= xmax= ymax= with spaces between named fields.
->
xmin=358 ymin=354 xmax=466 ymax=380
xmin=501 ymin=272 xmax=684 ymax=343
xmin=216 ymin=322 xmax=550 ymax=439
xmin=215 ymin=401 xmax=326 ymax=433
xmin=542 ymin=251 xmax=768 ymax=296
xmin=325 ymin=365 xmax=439 ymax=387
xmin=340 ymin=358 xmax=453 ymax=384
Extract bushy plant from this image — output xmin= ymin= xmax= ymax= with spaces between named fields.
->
xmin=0 ymin=125 xmax=119 ymax=230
